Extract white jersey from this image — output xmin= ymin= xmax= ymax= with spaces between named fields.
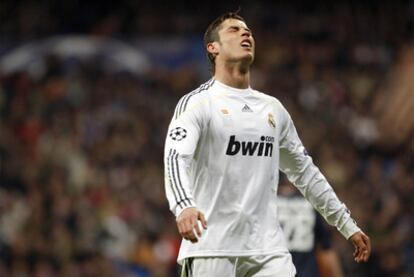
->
xmin=164 ymin=79 xmax=360 ymax=263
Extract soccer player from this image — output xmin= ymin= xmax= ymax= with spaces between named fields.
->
xmin=278 ymin=181 xmax=344 ymax=277
xmin=164 ymin=12 xmax=371 ymax=276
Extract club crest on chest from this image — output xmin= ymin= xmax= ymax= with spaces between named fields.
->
xmin=268 ymin=113 xmax=276 ymax=129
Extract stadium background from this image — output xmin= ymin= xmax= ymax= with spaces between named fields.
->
xmin=0 ymin=1 xmax=413 ymax=276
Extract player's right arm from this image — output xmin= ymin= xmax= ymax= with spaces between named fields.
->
xmin=164 ymin=91 xmax=209 ymax=243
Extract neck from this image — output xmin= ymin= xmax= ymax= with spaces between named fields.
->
xmin=214 ymin=61 xmax=250 ymax=89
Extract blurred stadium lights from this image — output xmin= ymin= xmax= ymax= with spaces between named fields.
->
xmin=0 ymin=36 xmax=151 ymax=78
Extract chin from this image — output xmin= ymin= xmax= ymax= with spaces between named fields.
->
xmin=240 ymin=54 xmax=254 ymax=65
xmin=227 ymin=52 xmax=255 ymax=66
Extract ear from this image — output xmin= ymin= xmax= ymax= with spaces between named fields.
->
xmin=207 ymin=41 xmax=219 ymax=57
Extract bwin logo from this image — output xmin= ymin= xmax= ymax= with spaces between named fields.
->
xmin=226 ymin=135 xmax=274 ymax=157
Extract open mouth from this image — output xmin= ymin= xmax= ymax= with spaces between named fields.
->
xmin=241 ymin=39 xmax=252 ymax=49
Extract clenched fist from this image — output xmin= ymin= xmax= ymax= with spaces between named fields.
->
xmin=176 ymin=207 xmax=208 ymax=243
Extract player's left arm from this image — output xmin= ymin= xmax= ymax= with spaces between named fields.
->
xmin=277 ymin=103 xmax=371 ymax=263
xmin=349 ymin=231 xmax=371 ymax=263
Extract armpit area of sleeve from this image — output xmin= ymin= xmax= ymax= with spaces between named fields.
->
xmin=338 ymin=218 xmax=361 ymax=240
xmin=174 ymin=199 xmax=197 ymax=217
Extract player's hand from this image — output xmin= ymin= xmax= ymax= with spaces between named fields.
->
xmin=349 ymin=231 xmax=371 ymax=263
xmin=176 ymin=207 xmax=207 ymax=243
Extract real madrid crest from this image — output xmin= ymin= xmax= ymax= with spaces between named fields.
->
xmin=268 ymin=113 xmax=276 ymax=129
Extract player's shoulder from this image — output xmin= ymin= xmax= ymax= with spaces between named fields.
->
xmin=173 ymin=79 xmax=215 ymax=119
xmin=251 ymin=89 xmax=285 ymax=109
xmin=183 ymin=78 xmax=215 ymax=102
xmin=184 ymin=78 xmax=215 ymax=99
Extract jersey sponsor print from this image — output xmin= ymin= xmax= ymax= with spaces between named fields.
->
xmin=226 ymin=135 xmax=274 ymax=156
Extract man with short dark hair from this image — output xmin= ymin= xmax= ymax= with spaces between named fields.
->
xmin=164 ymin=12 xmax=370 ymax=276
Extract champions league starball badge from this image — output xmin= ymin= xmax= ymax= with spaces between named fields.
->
xmin=169 ymin=127 xmax=187 ymax=141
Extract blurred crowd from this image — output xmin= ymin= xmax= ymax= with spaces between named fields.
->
xmin=1 ymin=1 xmax=414 ymax=276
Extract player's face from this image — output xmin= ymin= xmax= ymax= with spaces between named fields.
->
xmin=211 ymin=19 xmax=255 ymax=66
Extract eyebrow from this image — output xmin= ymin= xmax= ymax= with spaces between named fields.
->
xmin=227 ymin=25 xmax=252 ymax=33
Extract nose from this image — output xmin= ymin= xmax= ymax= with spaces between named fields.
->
xmin=241 ymin=30 xmax=251 ymax=37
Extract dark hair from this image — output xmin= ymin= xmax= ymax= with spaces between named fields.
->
xmin=203 ymin=11 xmax=246 ymax=73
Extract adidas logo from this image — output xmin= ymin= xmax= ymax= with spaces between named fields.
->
xmin=242 ymin=104 xmax=253 ymax=112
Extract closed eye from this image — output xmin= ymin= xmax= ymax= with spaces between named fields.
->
xmin=227 ymin=26 xmax=252 ymax=35
xmin=228 ymin=26 xmax=240 ymax=32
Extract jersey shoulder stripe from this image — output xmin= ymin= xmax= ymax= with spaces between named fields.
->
xmin=174 ymin=78 xmax=215 ymax=119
